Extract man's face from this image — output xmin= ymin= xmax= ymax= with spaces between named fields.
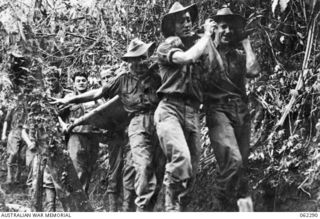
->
xmin=74 ymin=76 xmax=88 ymax=93
xmin=45 ymin=76 xmax=59 ymax=92
xmin=129 ymin=58 xmax=149 ymax=75
xmin=174 ymin=12 xmax=192 ymax=38
xmin=214 ymin=20 xmax=236 ymax=45
xmin=100 ymin=70 xmax=113 ymax=86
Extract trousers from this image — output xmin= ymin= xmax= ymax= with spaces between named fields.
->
xmin=67 ymin=133 xmax=99 ymax=194
xmin=154 ymin=98 xmax=201 ymax=208
xmin=128 ymin=112 xmax=164 ymax=210
xmin=205 ymin=99 xmax=250 ymax=199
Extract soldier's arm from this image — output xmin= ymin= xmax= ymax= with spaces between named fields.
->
xmin=172 ymin=19 xmax=215 ymax=64
xmin=70 ymin=88 xmax=104 ymax=104
xmin=52 ymin=88 xmax=104 ymax=105
xmin=242 ymin=38 xmax=260 ymax=78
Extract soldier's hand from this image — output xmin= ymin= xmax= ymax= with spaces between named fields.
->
xmin=203 ymin=18 xmax=217 ymax=37
xmin=66 ymin=124 xmax=74 ymax=134
xmin=48 ymin=96 xmax=70 ymax=106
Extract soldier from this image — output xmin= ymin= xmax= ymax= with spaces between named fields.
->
xmin=202 ymin=8 xmax=260 ymax=211
xmin=63 ymin=71 xmax=100 ymax=194
xmin=43 ymin=66 xmax=66 ymax=98
xmin=100 ymin=67 xmax=115 ymax=86
xmin=99 ymin=66 xmax=134 ymax=212
xmin=27 ymin=67 xmax=67 ymax=211
xmin=52 ymin=38 xmax=164 ymax=211
xmin=154 ymin=2 xmax=215 ymax=211
xmin=1 ymin=91 xmax=32 ymax=185
xmin=27 ymin=67 xmax=94 ymax=212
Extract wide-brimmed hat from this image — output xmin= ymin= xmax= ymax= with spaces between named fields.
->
xmin=213 ymin=8 xmax=246 ymax=27
xmin=121 ymin=38 xmax=156 ymax=62
xmin=161 ymin=2 xmax=198 ymax=38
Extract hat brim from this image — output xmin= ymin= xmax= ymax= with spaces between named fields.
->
xmin=161 ymin=3 xmax=198 ymax=38
xmin=213 ymin=14 xmax=246 ymax=27
xmin=121 ymin=42 xmax=156 ymax=62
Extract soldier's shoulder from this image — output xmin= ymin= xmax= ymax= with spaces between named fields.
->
xmin=165 ymin=36 xmax=183 ymax=45
xmin=158 ymin=36 xmax=183 ymax=51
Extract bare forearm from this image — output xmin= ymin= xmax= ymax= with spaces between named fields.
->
xmin=172 ymin=19 xmax=215 ymax=64
xmin=172 ymin=34 xmax=211 ymax=64
xmin=242 ymin=39 xmax=260 ymax=77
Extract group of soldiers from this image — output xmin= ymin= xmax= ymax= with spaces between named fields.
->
xmin=1 ymin=1 xmax=260 ymax=212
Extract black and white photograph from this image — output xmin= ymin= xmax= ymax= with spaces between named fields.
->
xmin=0 ymin=0 xmax=319 ymax=215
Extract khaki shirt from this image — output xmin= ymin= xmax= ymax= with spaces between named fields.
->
xmin=101 ymin=70 xmax=161 ymax=115
xmin=64 ymin=91 xmax=100 ymax=133
xmin=202 ymin=44 xmax=247 ymax=103
xmin=156 ymin=36 xmax=209 ymax=103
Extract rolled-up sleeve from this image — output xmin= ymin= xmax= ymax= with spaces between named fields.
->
xmin=101 ymin=75 xmax=123 ymax=99
xmin=157 ymin=36 xmax=184 ymax=64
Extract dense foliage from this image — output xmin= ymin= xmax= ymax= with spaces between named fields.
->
xmin=0 ymin=0 xmax=320 ymax=211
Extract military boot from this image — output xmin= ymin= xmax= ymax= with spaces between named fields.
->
xmin=45 ymin=188 xmax=56 ymax=212
xmin=108 ymin=193 xmax=118 ymax=212
xmin=122 ymin=189 xmax=136 ymax=212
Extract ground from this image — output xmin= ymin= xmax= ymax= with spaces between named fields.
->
xmin=0 ymin=149 xmax=319 ymax=212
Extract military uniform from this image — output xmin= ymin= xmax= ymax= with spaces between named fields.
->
xmin=101 ymin=70 xmax=164 ymax=211
xmin=202 ymin=43 xmax=251 ymax=208
xmin=155 ymin=36 xmax=209 ymax=211
xmin=4 ymin=100 xmax=28 ymax=184
xmin=64 ymin=92 xmax=100 ymax=194
xmin=102 ymin=115 xmax=136 ymax=211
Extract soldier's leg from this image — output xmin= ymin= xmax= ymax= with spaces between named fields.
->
xmin=15 ymin=143 xmax=26 ymax=183
xmin=68 ymin=134 xmax=94 ymax=194
xmin=43 ymin=166 xmax=56 ymax=212
xmin=6 ymin=155 xmax=15 ymax=184
xmin=44 ymin=188 xmax=56 ymax=212
xmin=154 ymin=102 xmax=194 ymax=212
xmin=148 ymin=141 xmax=166 ymax=211
xmin=206 ymin=110 xmax=243 ymax=211
xmin=178 ymin=111 xmax=201 ymax=211
xmin=6 ymin=130 xmax=22 ymax=184
xmin=106 ymin=132 xmax=124 ymax=211
xmin=28 ymin=154 xmax=46 ymax=212
xmin=128 ymin=114 xmax=157 ymax=211
xmin=87 ymin=136 xmax=99 ymax=193
xmin=122 ymin=144 xmax=136 ymax=212
xmin=234 ymin=108 xmax=253 ymax=211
